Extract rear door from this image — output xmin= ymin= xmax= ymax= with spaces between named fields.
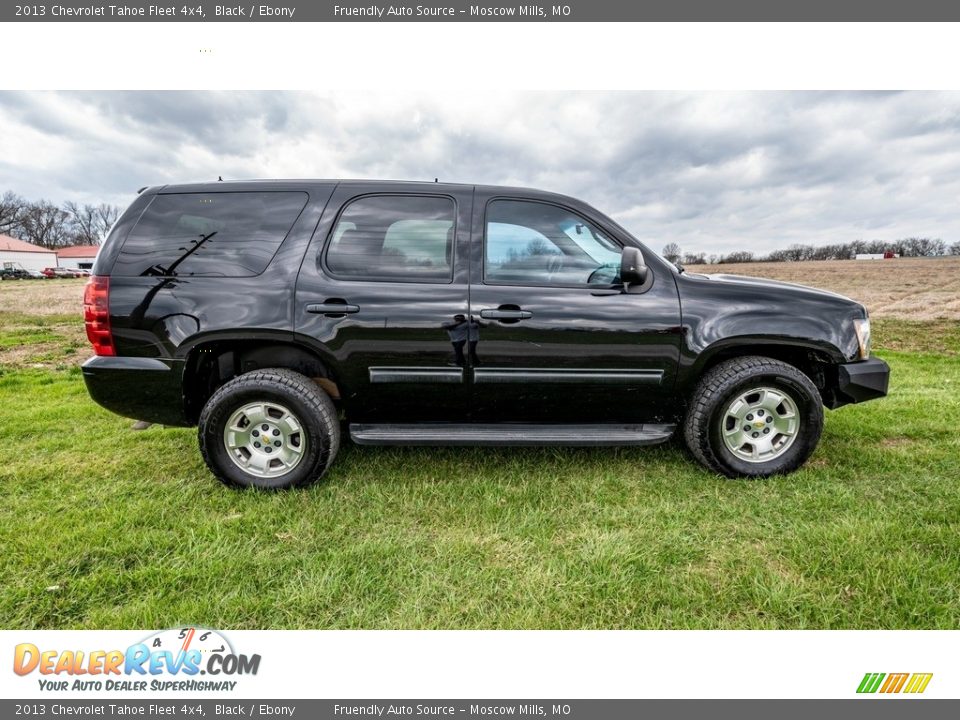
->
xmin=466 ymin=192 xmax=683 ymax=423
xmin=294 ymin=183 xmax=473 ymax=423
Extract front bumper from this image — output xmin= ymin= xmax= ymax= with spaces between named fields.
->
xmin=82 ymin=355 xmax=190 ymax=426
xmin=828 ymin=357 xmax=890 ymax=408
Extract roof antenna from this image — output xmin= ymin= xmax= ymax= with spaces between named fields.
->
xmin=218 ymin=176 xmax=223 ymax=182
xmin=434 ymin=177 xmax=438 ymax=183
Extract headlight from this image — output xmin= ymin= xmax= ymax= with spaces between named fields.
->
xmin=853 ymin=317 xmax=871 ymax=359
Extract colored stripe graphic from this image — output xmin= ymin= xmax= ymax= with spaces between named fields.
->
xmin=904 ymin=673 xmax=933 ymax=694
xmin=857 ymin=673 xmax=885 ymax=693
xmin=857 ymin=672 xmax=932 ymax=694
xmin=880 ymin=673 xmax=909 ymax=693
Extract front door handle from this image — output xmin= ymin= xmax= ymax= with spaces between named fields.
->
xmin=480 ymin=308 xmax=532 ymax=320
xmin=306 ymin=301 xmax=360 ymax=317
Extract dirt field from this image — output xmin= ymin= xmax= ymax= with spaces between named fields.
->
xmin=688 ymin=256 xmax=960 ymax=320
xmin=0 ymin=279 xmax=88 ymax=369
xmin=0 ymin=277 xmax=86 ymax=317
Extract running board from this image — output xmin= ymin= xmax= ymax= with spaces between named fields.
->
xmin=349 ymin=423 xmax=676 ymax=447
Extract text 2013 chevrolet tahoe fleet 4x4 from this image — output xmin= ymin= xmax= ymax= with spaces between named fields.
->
xmin=82 ymin=180 xmax=889 ymax=488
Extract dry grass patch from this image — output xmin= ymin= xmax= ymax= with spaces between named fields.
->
xmin=0 ymin=279 xmax=85 ymax=317
xmin=687 ymin=256 xmax=960 ymax=320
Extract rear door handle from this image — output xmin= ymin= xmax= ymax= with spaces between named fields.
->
xmin=480 ymin=309 xmax=532 ymax=320
xmin=306 ymin=302 xmax=360 ymax=316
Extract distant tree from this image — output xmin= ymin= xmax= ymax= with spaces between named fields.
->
xmin=18 ymin=200 xmax=71 ymax=249
xmin=758 ymin=237 xmax=952 ymax=261
xmin=719 ymin=250 xmax=755 ymax=264
xmin=64 ymin=201 xmax=99 ymax=245
xmin=683 ymin=252 xmax=706 ymax=265
xmin=662 ymin=242 xmax=682 ymax=264
xmin=528 ymin=238 xmax=556 ymax=256
xmin=781 ymin=244 xmax=809 ymax=262
xmin=506 ymin=237 xmax=559 ymax=264
xmin=900 ymin=237 xmax=946 ymax=257
xmin=64 ymin=201 xmax=120 ymax=245
xmin=832 ymin=243 xmax=855 ymax=260
xmin=2 ymin=192 xmax=121 ymax=246
xmin=950 ymin=241 xmax=960 ymax=256
xmin=810 ymin=244 xmax=834 ymax=261
xmin=0 ymin=191 xmax=26 ymax=236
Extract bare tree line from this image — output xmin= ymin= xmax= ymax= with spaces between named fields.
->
xmin=0 ymin=191 xmax=121 ymax=249
xmin=663 ymin=238 xmax=960 ymax=266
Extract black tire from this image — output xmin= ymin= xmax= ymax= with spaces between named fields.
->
xmin=683 ymin=356 xmax=823 ymax=479
xmin=198 ymin=368 xmax=340 ymax=489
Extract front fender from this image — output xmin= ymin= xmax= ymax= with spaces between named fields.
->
xmin=676 ymin=272 xmax=863 ymax=388
xmin=691 ymin=310 xmax=852 ymax=365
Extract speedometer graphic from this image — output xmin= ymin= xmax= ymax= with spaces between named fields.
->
xmin=140 ymin=627 xmax=234 ymax=659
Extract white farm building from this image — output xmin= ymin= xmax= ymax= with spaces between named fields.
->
xmin=0 ymin=234 xmax=57 ymax=272
xmin=57 ymin=245 xmax=99 ymax=270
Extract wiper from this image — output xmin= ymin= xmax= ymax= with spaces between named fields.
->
xmin=141 ymin=231 xmax=218 ymax=277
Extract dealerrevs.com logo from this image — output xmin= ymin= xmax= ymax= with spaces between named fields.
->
xmin=857 ymin=673 xmax=933 ymax=694
xmin=13 ymin=627 xmax=261 ymax=693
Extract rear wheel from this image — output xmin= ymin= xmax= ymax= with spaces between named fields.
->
xmin=683 ymin=356 xmax=823 ymax=478
xmin=198 ymin=368 xmax=339 ymax=489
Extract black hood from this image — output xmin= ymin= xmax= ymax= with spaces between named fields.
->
xmin=701 ymin=272 xmax=861 ymax=309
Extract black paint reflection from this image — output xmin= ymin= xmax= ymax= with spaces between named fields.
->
xmin=442 ymin=314 xmax=485 ymax=367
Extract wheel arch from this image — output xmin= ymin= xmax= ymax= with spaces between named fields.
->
xmin=182 ymin=337 xmax=342 ymax=424
xmin=687 ymin=337 xmax=844 ymax=403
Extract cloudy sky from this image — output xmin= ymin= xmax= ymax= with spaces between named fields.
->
xmin=1 ymin=90 xmax=959 ymax=255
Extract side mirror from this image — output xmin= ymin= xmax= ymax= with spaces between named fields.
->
xmin=620 ymin=246 xmax=648 ymax=286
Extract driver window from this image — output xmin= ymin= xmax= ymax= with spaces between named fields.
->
xmin=484 ymin=199 xmax=621 ymax=287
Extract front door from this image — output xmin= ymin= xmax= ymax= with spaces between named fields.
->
xmin=294 ymin=183 xmax=473 ymax=423
xmin=467 ymin=195 xmax=682 ymax=423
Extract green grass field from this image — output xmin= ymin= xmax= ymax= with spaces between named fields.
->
xmin=0 ymin=294 xmax=959 ymax=629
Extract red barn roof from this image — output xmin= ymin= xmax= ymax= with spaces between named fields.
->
xmin=57 ymin=245 xmax=100 ymax=258
xmin=0 ymin=234 xmax=56 ymax=253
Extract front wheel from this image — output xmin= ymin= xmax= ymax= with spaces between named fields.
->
xmin=683 ymin=356 xmax=824 ymax=478
xmin=198 ymin=368 xmax=340 ymax=489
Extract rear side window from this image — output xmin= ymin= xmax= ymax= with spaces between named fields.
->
xmin=324 ymin=195 xmax=455 ymax=282
xmin=112 ymin=192 xmax=308 ymax=277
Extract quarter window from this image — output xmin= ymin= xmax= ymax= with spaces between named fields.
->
xmin=325 ymin=195 xmax=455 ymax=282
xmin=113 ymin=192 xmax=307 ymax=277
xmin=485 ymin=200 xmax=622 ymax=286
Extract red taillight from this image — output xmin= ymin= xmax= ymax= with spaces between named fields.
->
xmin=83 ymin=276 xmax=115 ymax=356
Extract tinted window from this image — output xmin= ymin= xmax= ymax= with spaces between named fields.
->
xmin=485 ymin=200 xmax=622 ymax=286
xmin=325 ymin=195 xmax=455 ymax=282
xmin=113 ymin=192 xmax=307 ymax=277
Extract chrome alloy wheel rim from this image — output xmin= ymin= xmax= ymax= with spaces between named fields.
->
xmin=721 ymin=386 xmax=800 ymax=463
xmin=223 ymin=401 xmax=306 ymax=478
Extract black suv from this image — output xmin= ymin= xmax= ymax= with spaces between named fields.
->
xmin=82 ymin=180 xmax=889 ymax=488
